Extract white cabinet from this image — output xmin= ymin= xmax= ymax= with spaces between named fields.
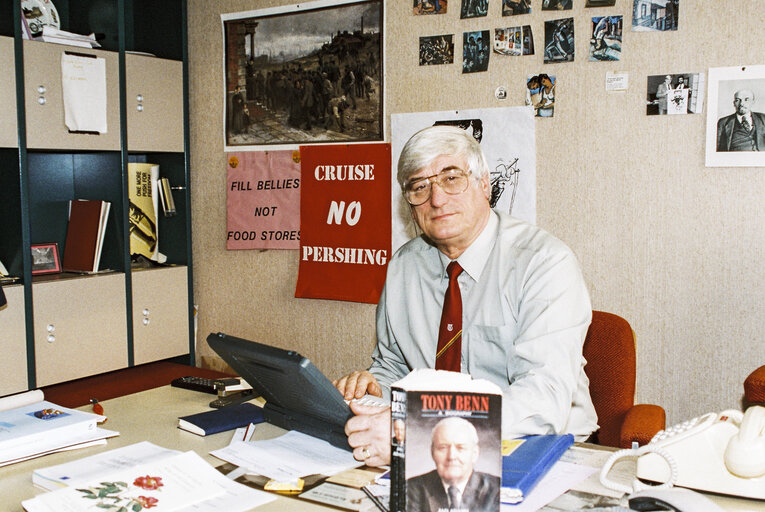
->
xmin=33 ymin=274 xmax=128 ymax=387
xmin=23 ymin=41 xmax=121 ymax=151
xmin=0 ymin=36 xmax=17 ymax=148
xmin=132 ymin=266 xmax=189 ymax=365
xmin=126 ymin=54 xmax=184 ymax=152
xmin=0 ymin=285 xmax=28 ymax=395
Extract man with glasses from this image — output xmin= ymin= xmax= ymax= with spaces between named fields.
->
xmin=334 ymin=125 xmax=597 ymax=467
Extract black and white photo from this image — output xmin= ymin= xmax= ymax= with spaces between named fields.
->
xmin=462 ymin=30 xmax=490 ymax=73
xmin=419 ymin=34 xmax=454 ymax=66
xmin=632 ymin=0 xmax=678 ymax=32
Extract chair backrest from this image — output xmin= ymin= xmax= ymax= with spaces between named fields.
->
xmin=582 ymin=310 xmax=636 ymax=447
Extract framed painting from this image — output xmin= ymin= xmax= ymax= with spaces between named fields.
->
xmin=222 ymin=0 xmax=384 ymax=150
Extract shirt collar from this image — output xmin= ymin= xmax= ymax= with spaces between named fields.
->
xmin=737 ymin=113 xmax=753 ymax=125
xmin=439 ymin=210 xmax=498 ymax=282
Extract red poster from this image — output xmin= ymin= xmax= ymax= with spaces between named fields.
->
xmin=296 ymin=144 xmax=391 ymax=304
xmin=226 ymin=150 xmax=301 ymax=250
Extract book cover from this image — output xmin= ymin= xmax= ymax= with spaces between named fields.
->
xmin=62 ymin=199 xmax=110 ymax=273
xmin=0 ymin=400 xmax=102 ymax=456
xmin=500 ymin=434 xmax=574 ymax=504
xmin=178 ymin=402 xmax=265 ymax=436
xmin=128 ymin=163 xmax=165 ymax=262
xmin=390 ymin=369 xmax=502 ymax=512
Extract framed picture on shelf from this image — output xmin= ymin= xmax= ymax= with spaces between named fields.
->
xmin=221 ymin=0 xmax=384 ymax=150
xmin=31 ymin=243 xmax=61 ymax=275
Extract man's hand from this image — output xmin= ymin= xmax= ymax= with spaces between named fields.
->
xmin=345 ymin=401 xmax=391 ymax=467
xmin=333 ymin=370 xmax=382 ymax=400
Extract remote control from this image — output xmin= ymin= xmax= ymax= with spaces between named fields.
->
xmin=171 ymin=376 xmax=230 ymax=394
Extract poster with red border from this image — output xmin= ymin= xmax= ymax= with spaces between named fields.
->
xmin=226 ymin=150 xmax=301 ymax=250
xmin=296 ymin=143 xmax=391 ymax=304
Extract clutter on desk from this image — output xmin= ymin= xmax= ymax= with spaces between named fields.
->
xmin=0 ymin=389 xmax=116 ymax=467
xmin=23 ymin=448 xmax=274 ymax=512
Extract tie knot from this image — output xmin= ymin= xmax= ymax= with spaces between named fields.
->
xmin=447 ymin=261 xmax=463 ymax=280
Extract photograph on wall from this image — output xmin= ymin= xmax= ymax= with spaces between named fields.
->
xmin=632 ymin=0 xmax=678 ymax=32
xmin=589 ymin=15 xmax=622 ymax=61
xmin=585 ymin=0 xmax=616 ymax=6
xmin=460 ymin=0 xmax=488 ymax=19
xmin=390 ymin=107 xmax=536 ymax=253
xmin=705 ymin=65 xmax=765 ymax=167
xmin=526 ymin=74 xmax=556 ymax=117
xmin=502 ymin=0 xmax=530 ymax=15
xmin=413 ymin=0 xmax=447 ymax=14
xmin=462 ymin=30 xmax=490 ymax=73
xmin=221 ymin=0 xmax=383 ymax=151
xmin=419 ymin=34 xmax=455 ymax=65
xmin=541 ymin=0 xmax=572 ymax=10
xmin=544 ymin=18 xmax=574 ymax=63
xmin=646 ymin=73 xmax=704 ymax=115
xmin=493 ymin=26 xmax=534 ymax=56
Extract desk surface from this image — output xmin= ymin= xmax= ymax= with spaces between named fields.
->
xmin=1 ymin=386 xmax=764 ymax=512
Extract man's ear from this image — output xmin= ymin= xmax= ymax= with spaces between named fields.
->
xmin=480 ymin=173 xmax=491 ymax=200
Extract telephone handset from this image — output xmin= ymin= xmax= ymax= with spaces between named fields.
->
xmin=634 ymin=405 xmax=765 ymax=500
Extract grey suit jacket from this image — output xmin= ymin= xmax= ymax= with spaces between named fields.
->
xmin=407 ymin=469 xmax=500 ymax=512
xmin=716 ymin=111 xmax=765 ymax=151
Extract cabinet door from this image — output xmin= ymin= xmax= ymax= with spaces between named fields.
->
xmin=0 ymin=285 xmax=28 ymax=396
xmin=33 ymin=274 xmax=128 ymax=386
xmin=0 ymin=36 xmax=17 ymax=148
xmin=132 ymin=266 xmax=189 ymax=365
xmin=126 ymin=54 xmax=184 ymax=152
xmin=23 ymin=41 xmax=121 ymax=150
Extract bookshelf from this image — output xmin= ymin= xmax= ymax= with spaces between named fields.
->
xmin=0 ymin=0 xmax=194 ymax=393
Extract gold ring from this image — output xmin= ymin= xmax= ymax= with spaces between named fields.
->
xmin=360 ymin=446 xmax=371 ymax=459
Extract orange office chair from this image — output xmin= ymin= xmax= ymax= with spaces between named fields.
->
xmin=582 ymin=311 xmax=666 ymax=448
xmin=744 ymin=365 xmax=765 ymax=406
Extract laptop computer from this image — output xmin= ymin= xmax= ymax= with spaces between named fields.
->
xmin=206 ymin=332 xmax=355 ymax=450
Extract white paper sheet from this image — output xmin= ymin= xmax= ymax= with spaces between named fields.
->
xmin=501 ymin=461 xmax=598 ymax=511
xmin=61 ymin=53 xmax=108 ymax=134
xmin=211 ymin=430 xmax=361 ymax=482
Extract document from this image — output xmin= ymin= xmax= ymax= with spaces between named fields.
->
xmin=210 ymin=430 xmax=360 ymax=482
xmin=23 ymin=450 xmax=274 ymax=512
xmin=61 ymin=52 xmax=108 ymax=134
xmin=500 ymin=461 xmax=597 ymax=512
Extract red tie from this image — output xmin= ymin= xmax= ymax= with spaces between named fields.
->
xmin=436 ymin=261 xmax=463 ymax=372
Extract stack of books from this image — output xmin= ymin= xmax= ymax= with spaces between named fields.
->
xmin=0 ymin=390 xmax=116 ymax=467
xmin=62 ymin=199 xmax=111 ymax=273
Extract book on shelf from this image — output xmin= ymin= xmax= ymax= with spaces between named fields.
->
xmin=128 ymin=163 xmax=167 ymax=263
xmin=0 ymin=390 xmax=116 ymax=467
xmin=178 ymin=402 xmax=265 ymax=437
xmin=62 ymin=199 xmax=111 ymax=273
xmin=500 ymin=433 xmax=574 ymax=504
xmin=389 ymin=369 xmax=502 ymax=512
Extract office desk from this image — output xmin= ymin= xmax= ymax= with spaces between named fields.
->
xmin=1 ymin=386 xmax=764 ymax=511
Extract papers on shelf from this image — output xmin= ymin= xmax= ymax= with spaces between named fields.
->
xmin=0 ymin=390 xmax=115 ymax=467
xmin=61 ymin=52 xmax=108 ymax=134
xmin=36 ymin=26 xmax=101 ymax=48
xmin=210 ymin=430 xmax=361 ymax=482
xmin=24 ymin=447 xmax=275 ymax=512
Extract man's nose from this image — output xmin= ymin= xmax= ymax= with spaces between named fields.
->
xmin=429 ymin=181 xmax=449 ymax=207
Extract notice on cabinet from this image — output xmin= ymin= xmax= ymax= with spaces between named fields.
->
xmin=61 ymin=53 xmax=107 ymax=134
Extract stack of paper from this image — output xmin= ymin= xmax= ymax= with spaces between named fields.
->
xmin=25 ymin=443 xmax=275 ymax=512
xmin=35 ymin=26 xmax=100 ymax=48
xmin=0 ymin=390 xmax=117 ymax=467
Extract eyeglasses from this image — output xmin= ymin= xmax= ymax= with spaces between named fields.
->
xmin=404 ymin=168 xmax=472 ymax=206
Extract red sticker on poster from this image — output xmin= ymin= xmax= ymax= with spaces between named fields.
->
xmin=296 ymin=143 xmax=391 ymax=304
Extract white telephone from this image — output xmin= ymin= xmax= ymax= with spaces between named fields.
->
xmin=635 ymin=405 xmax=765 ymax=499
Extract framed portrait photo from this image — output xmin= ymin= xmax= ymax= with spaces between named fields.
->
xmin=705 ymin=65 xmax=765 ymax=167
xmin=31 ymin=243 xmax=61 ymax=275
xmin=221 ymin=0 xmax=384 ymax=151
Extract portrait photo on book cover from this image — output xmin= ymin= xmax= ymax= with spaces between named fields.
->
xmin=222 ymin=0 xmax=383 ymax=151
xmin=405 ymin=409 xmax=501 ymax=512
xmin=705 ymin=65 xmax=765 ymax=167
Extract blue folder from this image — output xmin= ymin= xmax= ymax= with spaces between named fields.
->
xmin=501 ymin=433 xmax=574 ymax=504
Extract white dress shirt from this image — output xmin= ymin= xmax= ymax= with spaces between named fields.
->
xmin=370 ymin=211 xmax=599 ymax=440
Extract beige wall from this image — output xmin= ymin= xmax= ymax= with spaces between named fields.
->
xmin=188 ymin=0 xmax=765 ymax=427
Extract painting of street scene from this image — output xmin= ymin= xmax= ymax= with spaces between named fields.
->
xmin=223 ymin=0 xmax=383 ymax=148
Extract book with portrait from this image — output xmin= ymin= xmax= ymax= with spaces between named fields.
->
xmin=389 ymin=369 xmax=502 ymax=512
